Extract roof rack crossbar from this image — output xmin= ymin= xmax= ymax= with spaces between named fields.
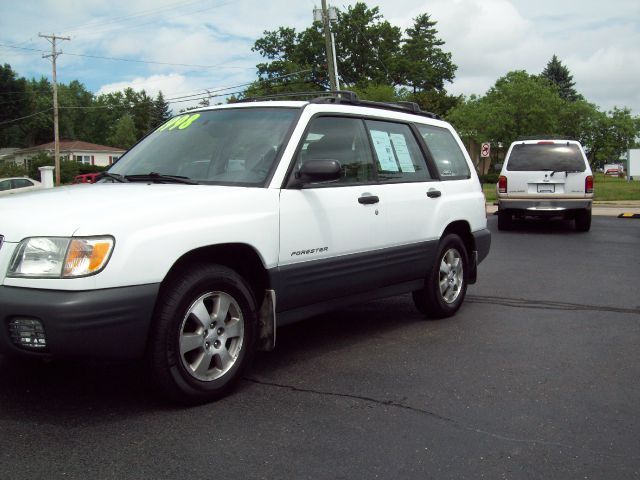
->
xmin=238 ymin=90 xmax=356 ymax=103
xmin=237 ymin=90 xmax=440 ymax=119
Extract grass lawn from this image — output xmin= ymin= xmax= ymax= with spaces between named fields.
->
xmin=482 ymin=173 xmax=640 ymax=203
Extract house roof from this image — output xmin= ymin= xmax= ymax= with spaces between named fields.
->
xmin=16 ymin=140 xmax=126 ymax=154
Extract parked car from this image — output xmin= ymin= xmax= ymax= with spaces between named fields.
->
xmin=0 ymin=92 xmax=490 ymax=404
xmin=72 ymin=173 xmax=101 ymax=184
xmin=0 ymin=177 xmax=42 ymax=196
xmin=496 ymin=138 xmax=593 ymax=231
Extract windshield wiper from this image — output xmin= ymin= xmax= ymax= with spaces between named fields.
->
xmin=550 ymin=170 xmax=581 ymax=177
xmin=100 ymin=172 xmax=128 ymax=183
xmin=124 ymin=172 xmax=199 ymax=184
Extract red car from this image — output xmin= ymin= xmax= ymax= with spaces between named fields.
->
xmin=73 ymin=173 xmax=101 ymax=184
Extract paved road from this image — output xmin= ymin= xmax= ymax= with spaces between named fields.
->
xmin=1 ymin=216 xmax=639 ymax=479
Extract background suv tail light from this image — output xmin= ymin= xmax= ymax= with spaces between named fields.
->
xmin=585 ymin=175 xmax=594 ymax=193
xmin=498 ymin=176 xmax=507 ymax=194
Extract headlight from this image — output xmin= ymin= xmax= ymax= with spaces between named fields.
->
xmin=8 ymin=236 xmax=114 ymax=278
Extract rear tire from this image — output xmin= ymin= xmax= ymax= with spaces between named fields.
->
xmin=146 ymin=264 xmax=257 ymax=405
xmin=497 ymin=210 xmax=513 ymax=231
xmin=575 ymin=209 xmax=592 ymax=232
xmin=413 ymin=234 xmax=468 ymax=319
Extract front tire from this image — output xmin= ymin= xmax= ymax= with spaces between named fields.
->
xmin=413 ymin=234 xmax=468 ymax=319
xmin=147 ymin=264 xmax=257 ymax=405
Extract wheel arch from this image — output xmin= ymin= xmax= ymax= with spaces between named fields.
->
xmin=440 ymin=220 xmax=477 ymax=283
xmin=160 ymin=243 xmax=269 ymax=303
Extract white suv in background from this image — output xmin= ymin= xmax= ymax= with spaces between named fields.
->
xmin=497 ymin=139 xmax=593 ymax=231
xmin=0 ymin=92 xmax=490 ymax=404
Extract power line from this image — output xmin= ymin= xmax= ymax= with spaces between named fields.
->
xmin=164 ymin=69 xmax=313 ymax=101
xmin=0 ymin=109 xmax=52 ymax=126
xmin=0 ymin=42 xmax=254 ymax=70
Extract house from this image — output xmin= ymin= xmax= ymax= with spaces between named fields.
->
xmin=4 ymin=140 xmax=126 ymax=168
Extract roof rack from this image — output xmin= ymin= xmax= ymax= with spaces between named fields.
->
xmin=310 ymin=92 xmax=440 ymax=119
xmin=238 ymin=90 xmax=440 ymax=119
xmin=237 ymin=91 xmax=357 ymax=103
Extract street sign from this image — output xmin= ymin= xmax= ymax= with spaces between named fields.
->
xmin=481 ymin=143 xmax=491 ymax=158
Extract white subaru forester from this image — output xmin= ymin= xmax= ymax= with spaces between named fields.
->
xmin=0 ymin=92 xmax=490 ymax=403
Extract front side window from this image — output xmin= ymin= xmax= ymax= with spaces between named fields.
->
xmin=507 ymin=143 xmax=586 ymax=172
xmin=295 ymin=116 xmax=374 ymax=185
xmin=365 ymin=120 xmax=431 ymax=182
xmin=109 ymin=108 xmax=298 ymax=186
xmin=417 ymin=124 xmax=470 ymax=180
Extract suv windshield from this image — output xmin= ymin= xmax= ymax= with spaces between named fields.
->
xmin=109 ymin=107 xmax=298 ymax=186
xmin=507 ymin=143 xmax=586 ymax=172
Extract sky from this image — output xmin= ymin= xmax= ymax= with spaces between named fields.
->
xmin=1 ymin=0 xmax=639 ymax=115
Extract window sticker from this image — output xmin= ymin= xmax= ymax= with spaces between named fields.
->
xmin=156 ymin=113 xmax=201 ymax=132
xmin=370 ymin=130 xmax=399 ymax=172
xmin=390 ymin=133 xmax=415 ymax=172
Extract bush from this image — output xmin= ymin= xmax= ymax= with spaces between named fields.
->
xmin=0 ymin=162 xmax=27 ymax=178
xmin=78 ymin=164 xmax=107 ymax=175
xmin=480 ymin=173 xmax=500 ymax=184
xmin=27 ymin=152 xmax=79 ymax=184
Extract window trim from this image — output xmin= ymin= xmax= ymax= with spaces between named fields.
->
xmin=283 ymin=112 xmax=442 ymax=189
xmin=414 ymin=123 xmax=472 ymax=181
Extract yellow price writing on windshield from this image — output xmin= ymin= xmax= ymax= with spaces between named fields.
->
xmin=157 ymin=113 xmax=201 ymax=132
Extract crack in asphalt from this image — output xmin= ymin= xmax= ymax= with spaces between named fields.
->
xmin=244 ymin=377 xmax=639 ymax=461
xmin=466 ymin=295 xmax=640 ymax=316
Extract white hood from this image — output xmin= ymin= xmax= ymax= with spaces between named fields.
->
xmin=0 ymin=183 xmax=267 ymax=242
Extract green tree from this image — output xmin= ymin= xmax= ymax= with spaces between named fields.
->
xmin=57 ymin=80 xmax=95 ymax=141
xmin=541 ymin=54 xmax=580 ymax=102
xmin=397 ymin=13 xmax=456 ymax=92
xmin=332 ymin=3 xmax=402 ymax=87
xmin=153 ymin=91 xmax=172 ymax=127
xmin=588 ymin=107 xmax=640 ymax=166
xmin=108 ymin=114 xmax=138 ymax=149
xmin=447 ymin=71 xmax=565 ymax=146
xmin=0 ymin=63 xmax=33 ymax=147
xmin=247 ymin=2 xmax=455 ymax=97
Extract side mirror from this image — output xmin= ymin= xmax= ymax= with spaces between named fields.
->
xmin=292 ymin=159 xmax=342 ymax=187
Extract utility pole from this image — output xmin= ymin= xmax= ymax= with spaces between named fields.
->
xmin=40 ymin=33 xmax=70 ymax=186
xmin=319 ymin=0 xmax=338 ymax=91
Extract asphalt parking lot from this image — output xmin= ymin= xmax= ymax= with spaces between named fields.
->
xmin=1 ymin=215 xmax=639 ymax=480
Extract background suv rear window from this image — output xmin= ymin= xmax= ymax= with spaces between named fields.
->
xmin=507 ymin=143 xmax=586 ymax=172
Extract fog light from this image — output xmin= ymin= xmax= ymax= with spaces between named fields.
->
xmin=9 ymin=318 xmax=47 ymax=350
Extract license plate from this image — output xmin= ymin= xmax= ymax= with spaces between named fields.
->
xmin=537 ymin=184 xmax=555 ymax=193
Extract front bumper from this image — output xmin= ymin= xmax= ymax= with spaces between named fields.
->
xmin=0 ymin=284 xmax=160 ymax=359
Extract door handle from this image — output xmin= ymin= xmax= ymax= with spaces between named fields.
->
xmin=427 ymin=189 xmax=441 ymax=198
xmin=358 ymin=194 xmax=379 ymax=205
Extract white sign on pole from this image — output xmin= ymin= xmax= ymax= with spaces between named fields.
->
xmin=481 ymin=143 xmax=491 ymax=158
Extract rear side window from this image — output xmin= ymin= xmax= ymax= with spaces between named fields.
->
xmin=416 ymin=124 xmax=470 ymax=180
xmin=506 ymin=143 xmax=586 ymax=172
xmin=365 ymin=120 xmax=431 ymax=182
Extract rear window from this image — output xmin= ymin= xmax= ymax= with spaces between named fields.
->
xmin=506 ymin=143 xmax=586 ymax=172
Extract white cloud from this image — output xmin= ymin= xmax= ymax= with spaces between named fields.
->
xmin=1 ymin=0 xmax=639 ymax=115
